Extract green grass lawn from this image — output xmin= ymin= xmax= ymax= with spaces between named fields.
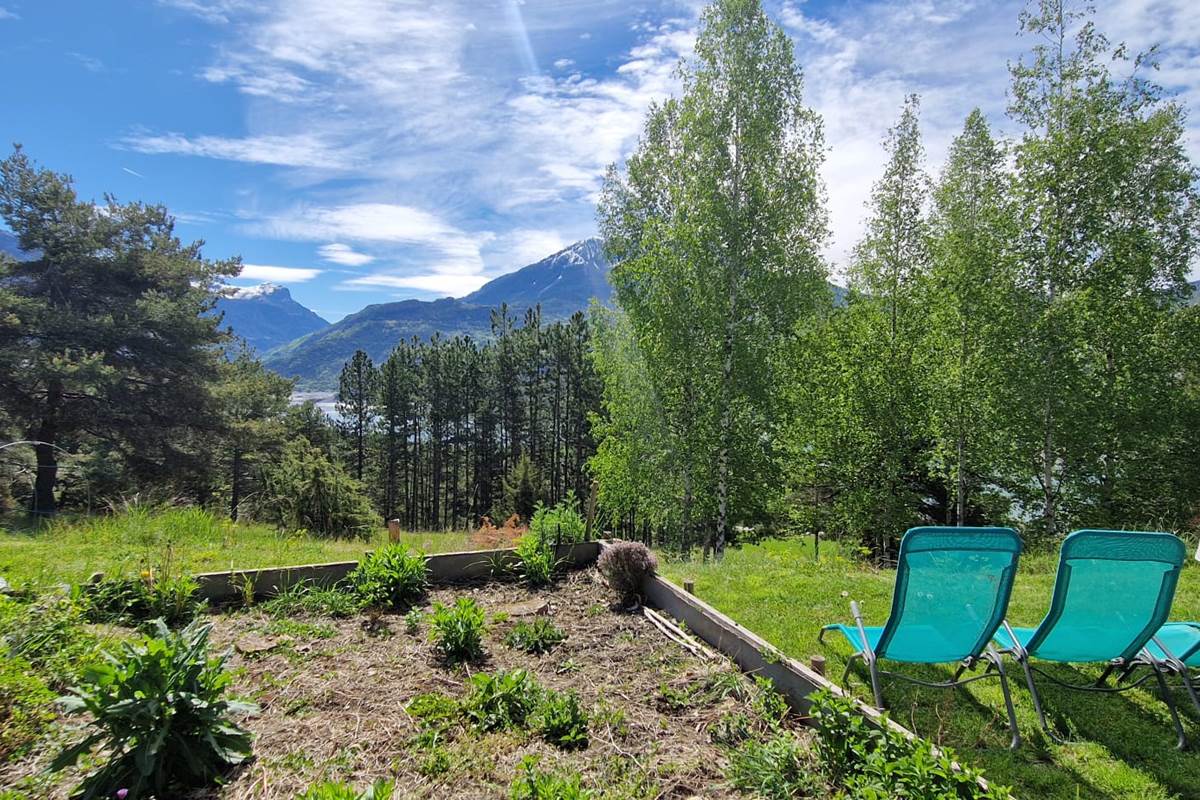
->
xmin=0 ymin=507 xmax=474 ymax=586
xmin=661 ymin=536 xmax=1200 ymax=800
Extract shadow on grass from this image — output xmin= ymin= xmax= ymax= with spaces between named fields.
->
xmin=843 ymin=658 xmax=1200 ymax=800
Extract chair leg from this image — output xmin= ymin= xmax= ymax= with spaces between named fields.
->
xmin=1018 ymin=655 xmax=1058 ymax=742
xmin=1150 ymin=663 xmax=1188 ymax=750
xmin=841 ymin=652 xmax=861 ymax=689
xmin=986 ymin=652 xmax=1021 ymax=750
xmin=867 ymin=656 xmax=885 ymax=710
xmin=1178 ymin=667 xmax=1200 ymax=718
xmin=1094 ymin=662 xmax=1117 ymax=688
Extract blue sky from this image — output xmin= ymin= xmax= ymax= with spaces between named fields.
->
xmin=2 ymin=0 xmax=1198 ymax=321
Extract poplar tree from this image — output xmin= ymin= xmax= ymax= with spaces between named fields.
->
xmin=598 ymin=0 xmax=828 ymax=557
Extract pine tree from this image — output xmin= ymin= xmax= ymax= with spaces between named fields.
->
xmin=336 ymin=350 xmax=378 ymax=482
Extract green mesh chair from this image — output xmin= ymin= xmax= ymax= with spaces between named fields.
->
xmin=992 ymin=529 xmax=1191 ymax=748
xmin=819 ymin=526 xmax=1024 ymax=749
xmin=1140 ymin=622 xmax=1200 ymax=720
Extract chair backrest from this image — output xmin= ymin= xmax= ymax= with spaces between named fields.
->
xmin=1024 ymin=529 xmax=1186 ymax=663
xmin=877 ymin=526 xmax=1022 ymax=663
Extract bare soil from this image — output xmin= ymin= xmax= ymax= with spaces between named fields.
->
xmin=6 ymin=568 xmax=813 ymax=799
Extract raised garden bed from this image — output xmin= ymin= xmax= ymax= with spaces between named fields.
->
xmin=3 ymin=568 xmax=815 ymax=799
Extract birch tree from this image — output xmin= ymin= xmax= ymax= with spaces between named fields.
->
xmin=598 ymin=0 xmax=829 ymax=557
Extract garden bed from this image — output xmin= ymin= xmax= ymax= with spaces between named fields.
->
xmin=3 ymin=569 xmax=816 ymax=799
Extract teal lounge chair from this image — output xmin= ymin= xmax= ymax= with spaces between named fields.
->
xmin=992 ymin=529 xmax=1191 ymax=748
xmin=1140 ymin=622 xmax=1200 ymax=718
xmin=819 ymin=526 xmax=1024 ymax=749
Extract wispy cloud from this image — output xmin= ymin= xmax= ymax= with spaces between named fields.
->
xmin=340 ymin=272 xmax=490 ymax=296
xmin=0 ymin=7 xmax=18 ymax=21
xmin=68 ymin=52 xmax=105 ymax=72
xmin=238 ymin=263 xmax=322 ymax=282
xmin=121 ymin=166 xmax=145 ymax=178
xmin=120 ymin=132 xmax=354 ymax=169
xmin=318 ymin=243 xmax=374 ymax=267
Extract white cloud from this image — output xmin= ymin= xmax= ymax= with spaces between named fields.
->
xmin=155 ymin=0 xmax=251 ymax=25
xmin=318 ymin=243 xmax=374 ymax=266
xmin=0 ymin=7 xmax=18 ymax=20
xmin=120 ymin=132 xmax=353 ymax=169
xmin=340 ymin=272 xmax=490 ymax=296
xmin=121 ymin=166 xmax=145 ymax=178
xmin=239 ymin=264 xmax=322 ymax=282
xmin=553 ymin=58 xmax=575 ymax=70
xmin=68 ymin=52 xmax=105 ymax=72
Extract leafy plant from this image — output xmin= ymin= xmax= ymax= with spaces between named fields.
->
xmin=0 ymin=592 xmax=102 ymax=687
xmin=349 ymin=543 xmax=427 ymax=610
xmin=462 ymin=669 xmax=541 ymax=732
xmin=52 ymin=620 xmax=257 ymax=799
xmin=751 ymin=676 xmax=789 ymax=729
xmin=510 ymin=755 xmax=594 ymax=800
xmin=429 ymin=597 xmax=486 ymax=663
xmin=809 ymin=690 xmax=1009 ymax=799
xmin=297 ymin=779 xmax=395 ymax=799
xmin=726 ymin=733 xmax=821 ymax=800
xmin=514 ymin=535 xmax=555 ymax=587
xmin=534 ymin=689 xmax=589 ymax=750
xmin=527 ymin=495 xmax=586 ymax=548
xmin=504 ymin=618 xmax=566 ymax=654
xmin=597 ymin=541 xmax=657 ymax=606
xmin=404 ymin=606 xmax=423 ymax=634
xmin=83 ymin=573 xmax=203 ymax=627
xmin=0 ymin=655 xmax=55 ymax=762
xmin=406 ymin=692 xmax=460 ymax=731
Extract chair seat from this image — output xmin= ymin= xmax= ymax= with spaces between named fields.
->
xmin=825 ymin=623 xmax=985 ymax=664
xmin=1143 ymin=623 xmax=1200 ymax=666
xmin=992 ymin=625 xmax=1036 ymax=652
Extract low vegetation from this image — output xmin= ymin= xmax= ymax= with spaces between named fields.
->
xmin=348 ymin=542 xmax=428 ymax=610
xmin=504 ymin=618 xmax=567 ymax=655
xmin=429 ymin=597 xmax=488 ymax=664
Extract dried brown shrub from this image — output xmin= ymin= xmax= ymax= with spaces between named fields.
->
xmin=597 ymin=541 xmax=658 ymax=606
xmin=471 ymin=513 xmax=528 ymax=549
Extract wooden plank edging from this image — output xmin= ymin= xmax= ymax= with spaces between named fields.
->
xmin=192 ymin=540 xmax=601 ymax=602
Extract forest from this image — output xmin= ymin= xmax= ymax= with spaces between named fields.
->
xmin=1 ymin=0 xmax=1198 ymax=563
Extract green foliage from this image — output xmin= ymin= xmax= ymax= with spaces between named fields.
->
xmin=429 ymin=597 xmax=487 ymax=663
xmin=515 ymin=535 xmax=555 ymax=588
xmin=510 ymin=755 xmax=594 ymax=800
xmin=726 ymin=733 xmax=821 ymax=800
xmin=406 ymin=691 xmax=460 ymax=731
xmin=503 ymin=453 xmax=545 ymax=523
xmin=52 ymin=620 xmax=257 ymax=800
xmin=83 ymin=574 xmax=203 ymax=628
xmin=504 ymin=618 xmax=566 ymax=654
xmin=810 ymin=690 xmax=1008 ymax=799
xmin=462 ymin=669 xmax=541 ymax=732
xmin=534 ymin=689 xmax=589 ymax=750
xmin=348 ymin=542 xmax=427 ymax=610
xmin=258 ymin=439 xmax=380 ymax=539
xmin=0 ymin=592 xmax=101 ymax=687
xmin=337 ymin=349 xmax=378 ymax=482
xmin=297 ymin=779 xmax=395 ymax=800
xmin=261 ymin=580 xmax=364 ymax=618
xmin=527 ymin=495 xmax=586 ymax=548
xmin=0 ymin=655 xmax=55 ymax=763
xmin=750 ymin=676 xmax=789 ymax=730
xmin=404 ymin=606 xmax=423 ymax=634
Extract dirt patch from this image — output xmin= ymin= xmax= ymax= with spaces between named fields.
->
xmin=5 ymin=568 xmax=813 ymax=799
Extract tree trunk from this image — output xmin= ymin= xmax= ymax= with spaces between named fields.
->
xmin=714 ymin=277 xmax=737 ymax=560
xmin=230 ymin=446 xmax=243 ymax=521
xmin=31 ymin=380 xmax=63 ymax=517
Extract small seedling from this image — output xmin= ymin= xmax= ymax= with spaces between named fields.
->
xmin=404 ymin=607 xmax=423 ymax=635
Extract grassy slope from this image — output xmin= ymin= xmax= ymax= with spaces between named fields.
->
xmin=0 ymin=508 xmax=473 ymax=586
xmin=662 ymin=537 xmax=1200 ymax=800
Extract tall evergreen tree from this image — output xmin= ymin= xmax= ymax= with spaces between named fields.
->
xmin=336 ymin=349 xmax=378 ymax=482
xmin=0 ymin=147 xmax=238 ymax=514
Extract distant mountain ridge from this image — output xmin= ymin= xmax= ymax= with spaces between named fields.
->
xmin=263 ymin=238 xmax=613 ymax=387
xmin=214 ymin=283 xmax=329 ymax=354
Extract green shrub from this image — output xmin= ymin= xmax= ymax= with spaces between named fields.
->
xmin=349 ymin=543 xmax=427 ymax=610
xmin=257 ymin=439 xmax=380 ymax=539
xmin=0 ymin=656 xmax=55 ymax=763
xmin=534 ymin=689 xmax=589 ymax=750
xmin=262 ymin=581 xmax=364 ymax=618
xmin=462 ymin=669 xmax=542 ymax=732
xmin=429 ymin=597 xmax=486 ymax=663
xmin=726 ymin=733 xmax=821 ymax=799
xmin=52 ymin=620 xmax=257 ymax=799
xmin=510 ymin=755 xmax=594 ymax=800
xmin=527 ymin=495 xmax=586 ymax=548
xmin=504 ymin=618 xmax=566 ymax=654
xmin=810 ymin=690 xmax=1009 ymax=799
xmin=297 ymin=779 xmax=395 ymax=799
xmin=83 ymin=573 xmax=203 ymax=628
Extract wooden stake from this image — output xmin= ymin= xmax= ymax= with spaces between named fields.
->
xmin=387 ymin=519 xmax=401 ymax=543
xmin=683 ymin=580 xmax=695 ymax=595
xmin=811 ymin=655 xmax=826 ymax=677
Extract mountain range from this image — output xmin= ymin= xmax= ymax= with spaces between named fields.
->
xmin=263 ymin=238 xmax=614 ymax=387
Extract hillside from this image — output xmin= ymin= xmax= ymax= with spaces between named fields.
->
xmin=264 ymin=239 xmax=612 ymax=387
xmin=214 ymin=283 xmax=329 ymax=353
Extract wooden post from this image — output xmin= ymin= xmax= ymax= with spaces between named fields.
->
xmin=810 ymin=655 xmax=826 ymax=677
xmin=388 ymin=519 xmax=401 ymax=543
xmin=683 ymin=579 xmax=695 ymax=595
xmin=584 ymin=479 xmax=599 ymax=541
